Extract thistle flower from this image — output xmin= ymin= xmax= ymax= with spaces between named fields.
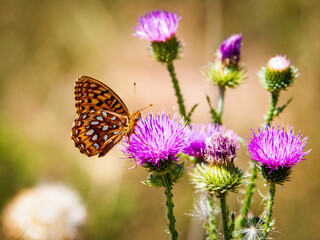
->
xmin=205 ymin=33 xmax=245 ymax=88
xmin=204 ymin=132 xmax=240 ymax=165
xmin=247 ymin=124 xmax=311 ymax=184
xmin=133 ymin=9 xmax=181 ymax=42
xmin=259 ymin=55 xmax=298 ymax=93
xmin=2 ymin=183 xmax=86 ymax=240
xmin=220 ymin=34 xmax=242 ymax=66
xmin=133 ymin=10 xmax=182 ymax=63
xmin=121 ymin=112 xmax=188 ymax=168
xmin=183 ymin=123 xmax=239 ymax=159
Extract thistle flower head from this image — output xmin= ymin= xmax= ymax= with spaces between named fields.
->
xmin=121 ymin=112 xmax=189 ymax=168
xmin=183 ymin=123 xmax=239 ymax=159
xmin=133 ymin=9 xmax=181 ymax=42
xmin=259 ymin=55 xmax=298 ymax=92
xmin=204 ymin=132 xmax=240 ymax=165
xmin=247 ymin=124 xmax=310 ymax=170
xmin=2 ymin=183 xmax=86 ymax=240
xmin=220 ymin=34 xmax=242 ymax=66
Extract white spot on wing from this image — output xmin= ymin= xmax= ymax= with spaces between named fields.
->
xmin=90 ymin=84 xmax=97 ymax=88
xmin=93 ymin=143 xmax=99 ymax=149
xmin=113 ymin=131 xmax=119 ymax=135
xmin=86 ymin=129 xmax=94 ymax=136
xmin=90 ymin=121 xmax=99 ymax=125
xmin=92 ymin=135 xmax=98 ymax=141
xmin=77 ymin=121 xmax=82 ymax=127
xmin=82 ymin=114 xmax=87 ymax=120
xmin=75 ymin=129 xmax=78 ymax=135
xmin=111 ymin=116 xmax=116 ymax=121
xmin=113 ymin=125 xmax=117 ymax=128
xmin=103 ymin=135 xmax=108 ymax=141
xmin=102 ymin=126 xmax=109 ymax=131
xmin=102 ymin=111 xmax=108 ymax=117
xmin=119 ymin=121 xmax=122 ymax=125
xmin=96 ymin=116 xmax=103 ymax=121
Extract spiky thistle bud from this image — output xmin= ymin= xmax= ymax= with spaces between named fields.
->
xmin=259 ymin=55 xmax=298 ymax=93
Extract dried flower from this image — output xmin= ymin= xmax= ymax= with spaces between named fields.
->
xmin=2 ymin=183 xmax=86 ymax=240
xmin=204 ymin=132 xmax=240 ymax=165
xmin=121 ymin=112 xmax=188 ymax=167
xmin=220 ymin=34 xmax=242 ymax=66
xmin=133 ymin=9 xmax=181 ymax=42
xmin=183 ymin=123 xmax=238 ymax=159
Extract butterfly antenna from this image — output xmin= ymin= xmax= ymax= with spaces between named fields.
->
xmin=138 ymin=104 xmax=153 ymax=112
xmin=134 ymin=82 xmax=137 ymax=111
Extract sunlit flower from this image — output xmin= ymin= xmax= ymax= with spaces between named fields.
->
xmin=2 ymin=183 xmax=86 ymax=240
xmin=220 ymin=34 xmax=242 ymax=66
xmin=259 ymin=54 xmax=298 ymax=92
xmin=133 ymin=9 xmax=181 ymax=42
xmin=247 ymin=124 xmax=310 ymax=170
xmin=121 ymin=112 xmax=188 ymax=167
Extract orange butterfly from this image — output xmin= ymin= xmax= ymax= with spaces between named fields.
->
xmin=71 ymin=76 xmax=141 ymax=157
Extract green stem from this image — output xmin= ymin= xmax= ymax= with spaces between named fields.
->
xmin=264 ymin=92 xmax=279 ymax=126
xmin=167 ymin=61 xmax=188 ymax=122
xmin=216 ymin=86 xmax=225 ymax=125
xmin=220 ymin=193 xmax=230 ymax=240
xmin=261 ymin=183 xmax=276 ymax=240
xmin=238 ymin=162 xmax=258 ymax=232
xmin=162 ymin=173 xmax=178 ymax=240
xmin=207 ymin=194 xmax=217 ymax=240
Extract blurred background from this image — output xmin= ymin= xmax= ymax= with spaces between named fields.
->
xmin=0 ymin=0 xmax=319 ymax=239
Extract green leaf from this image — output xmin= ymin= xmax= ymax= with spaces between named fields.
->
xmin=206 ymin=95 xmax=218 ymax=123
xmin=187 ymin=103 xmax=199 ymax=121
xmin=274 ymin=98 xmax=292 ymax=117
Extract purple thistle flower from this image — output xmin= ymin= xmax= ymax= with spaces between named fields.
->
xmin=247 ymin=125 xmax=311 ymax=170
xmin=204 ymin=133 xmax=240 ymax=165
xmin=220 ymin=34 xmax=242 ymax=65
xmin=133 ymin=9 xmax=181 ymax=42
xmin=121 ymin=112 xmax=189 ymax=166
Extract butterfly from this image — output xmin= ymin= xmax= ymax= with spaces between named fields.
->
xmin=71 ymin=76 xmax=141 ymax=157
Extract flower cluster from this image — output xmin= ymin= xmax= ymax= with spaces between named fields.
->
xmin=220 ymin=34 xmax=242 ymax=66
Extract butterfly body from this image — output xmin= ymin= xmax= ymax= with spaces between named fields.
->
xmin=71 ymin=76 xmax=141 ymax=157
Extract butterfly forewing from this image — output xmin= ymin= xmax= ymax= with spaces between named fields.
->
xmin=71 ymin=76 xmax=138 ymax=157
xmin=72 ymin=109 xmax=128 ymax=157
xmin=74 ymin=76 xmax=129 ymax=116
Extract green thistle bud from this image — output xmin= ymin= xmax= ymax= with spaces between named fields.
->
xmin=190 ymin=163 xmax=245 ymax=197
xmin=205 ymin=62 xmax=246 ymax=88
xmin=259 ymin=165 xmax=292 ymax=185
xmin=149 ymin=35 xmax=182 ymax=63
xmin=259 ymin=55 xmax=298 ymax=93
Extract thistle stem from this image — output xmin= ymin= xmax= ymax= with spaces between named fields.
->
xmin=262 ymin=183 xmax=276 ymax=240
xmin=220 ymin=193 xmax=230 ymax=240
xmin=207 ymin=194 xmax=217 ymax=240
xmin=162 ymin=173 xmax=178 ymax=240
xmin=265 ymin=92 xmax=279 ymax=126
xmin=238 ymin=161 xmax=258 ymax=232
xmin=216 ymin=86 xmax=225 ymax=124
xmin=167 ymin=61 xmax=188 ymax=122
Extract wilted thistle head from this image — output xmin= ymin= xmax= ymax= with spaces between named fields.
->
xmin=220 ymin=34 xmax=242 ymax=67
xmin=183 ymin=123 xmax=239 ymax=159
xmin=259 ymin=55 xmax=298 ymax=93
xmin=190 ymin=132 xmax=244 ymax=196
xmin=121 ymin=112 xmax=189 ymax=169
xmin=2 ymin=183 xmax=86 ymax=240
xmin=133 ymin=9 xmax=181 ymax=42
xmin=247 ymin=124 xmax=311 ymax=184
xmin=133 ymin=9 xmax=182 ymax=63
xmin=204 ymin=132 xmax=240 ymax=165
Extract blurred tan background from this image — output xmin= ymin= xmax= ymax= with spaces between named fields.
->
xmin=0 ymin=0 xmax=319 ymax=239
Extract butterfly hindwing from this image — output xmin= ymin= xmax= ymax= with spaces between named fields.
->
xmin=72 ymin=109 xmax=128 ymax=157
xmin=74 ymin=76 xmax=129 ymax=116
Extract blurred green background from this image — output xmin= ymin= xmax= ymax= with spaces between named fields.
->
xmin=0 ymin=0 xmax=319 ymax=239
